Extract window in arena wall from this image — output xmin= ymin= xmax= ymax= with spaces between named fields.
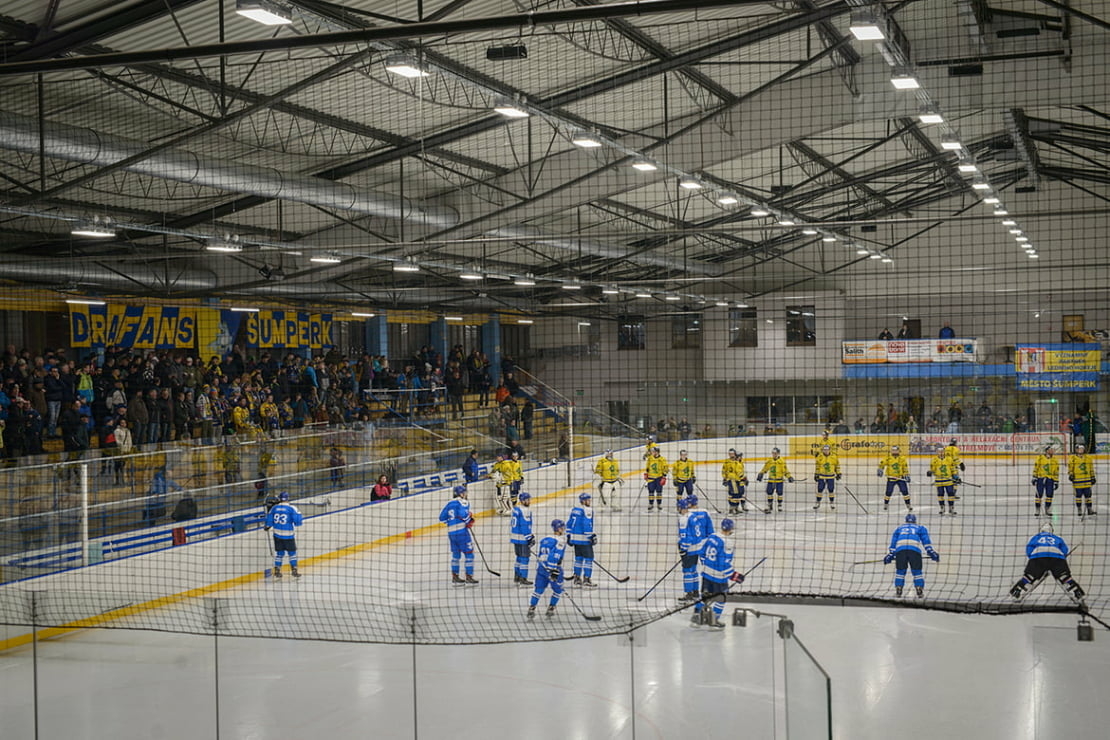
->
xmin=671 ymin=313 xmax=702 ymax=350
xmin=617 ymin=315 xmax=646 ymax=350
xmin=728 ymin=308 xmax=758 ymax=347
xmin=786 ymin=305 xmax=816 ymax=346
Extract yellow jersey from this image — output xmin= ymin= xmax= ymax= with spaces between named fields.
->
xmin=645 ymin=455 xmax=669 ymax=479
xmin=878 ymin=455 xmax=910 ymax=479
xmin=1068 ymin=454 xmax=1095 ymax=486
xmin=813 ymin=453 xmax=840 ymax=480
xmin=929 ymin=456 xmax=956 ymax=486
xmin=1032 ymin=454 xmax=1059 ymax=481
xmin=760 ymin=458 xmax=791 ymax=482
xmin=672 ymin=458 xmax=695 ymax=482
xmin=594 ymin=457 xmax=621 ymax=482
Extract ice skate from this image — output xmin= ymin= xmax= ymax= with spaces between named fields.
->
xmin=829 ymin=504 xmax=836 ymax=511
xmin=883 ymin=503 xmax=889 ymax=511
xmin=519 ymin=576 xmax=533 ymax=587
xmin=895 ymin=586 xmax=903 ymax=597
xmin=291 ymin=566 xmax=300 ymax=578
xmin=272 ymin=566 xmax=282 ymax=579
xmin=465 ymin=574 xmax=479 ymax=586
xmin=777 ymin=504 xmax=783 ymax=512
xmin=452 ymin=573 xmax=465 ymax=587
xmin=677 ymin=591 xmax=698 ymax=603
xmin=813 ymin=503 xmax=821 ymax=511
xmin=1035 ymin=506 xmax=1041 ymax=517
xmin=915 ymin=586 xmax=924 ymax=598
xmin=1086 ymin=506 xmax=1097 ymax=516
xmin=580 ymin=578 xmax=598 ymax=589
xmin=545 ymin=605 xmax=557 ymax=618
xmin=906 ymin=504 xmax=914 ymax=512
xmin=526 ymin=605 xmax=536 ymax=619
xmin=948 ymin=506 xmax=957 ymax=515
xmin=707 ymin=617 xmax=726 ymax=630
xmin=689 ymin=612 xmax=702 ymax=627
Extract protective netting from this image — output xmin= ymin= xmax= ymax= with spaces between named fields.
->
xmin=0 ymin=0 xmax=1108 ymax=645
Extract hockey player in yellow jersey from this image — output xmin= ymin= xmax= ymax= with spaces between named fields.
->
xmin=1067 ymin=443 xmax=1097 ymax=517
xmin=722 ymin=448 xmax=749 ymax=514
xmin=926 ymin=449 xmax=958 ymax=516
xmin=757 ymin=448 xmax=793 ymax=513
xmin=943 ymin=437 xmax=965 ymax=499
xmin=643 ymin=446 xmax=669 ymax=512
xmin=672 ymin=450 xmax=696 ymax=500
xmin=1031 ymin=446 xmax=1060 ymax=516
xmin=877 ymin=445 xmax=913 ymax=512
xmin=594 ymin=450 xmax=623 ymax=511
xmin=812 ymin=445 xmax=840 ymax=511
xmin=491 ymin=453 xmax=514 ymax=515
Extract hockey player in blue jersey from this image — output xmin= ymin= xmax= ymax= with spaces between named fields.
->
xmin=1010 ymin=522 xmax=1086 ymax=602
xmin=679 ymin=495 xmax=715 ymax=603
xmin=693 ymin=518 xmax=743 ymax=629
xmin=567 ymin=492 xmax=598 ymax=588
xmin=510 ymin=492 xmax=535 ymax=587
xmin=439 ymin=485 xmax=479 ymax=586
xmin=528 ymin=519 xmax=568 ymax=619
xmin=883 ymin=513 xmax=939 ymax=598
xmin=264 ymin=491 xmax=304 ymax=578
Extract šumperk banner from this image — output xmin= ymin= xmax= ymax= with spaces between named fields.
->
xmin=1015 ymin=343 xmax=1100 ymax=391
xmin=841 ymin=339 xmax=977 ymax=364
xmin=71 ymin=304 xmax=333 ymax=351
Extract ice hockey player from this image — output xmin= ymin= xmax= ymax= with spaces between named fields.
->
xmin=756 ymin=447 xmax=792 ymax=513
xmin=1031 ymin=446 xmax=1060 ymax=516
xmin=722 ymin=449 xmax=749 ymax=515
xmin=926 ymin=448 xmax=958 ymax=515
xmin=672 ymin=450 xmax=696 ymax=500
xmin=262 ymin=489 xmax=283 ymax=513
xmin=528 ymin=519 xmax=568 ymax=619
xmin=594 ymin=450 xmax=622 ymax=511
xmin=510 ymin=492 xmax=535 ymax=586
xmin=877 ymin=445 xmax=913 ymax=512
xmin=642 ymin=435 xmax=658 ymax=460
xmin=491 ymin=453 xmax=511 ymax=515
xmin=813 ymin=444 xmax=840 ymax=511
xmin=1009 ymin=522 xmax=1086 ymax=603
xmin=883 ymin=513 xmax=939 ymax=598
xmin=438 ymin=485 xmax=479 ymax=586
xmin=944 ymin=437 xmax=964 ymax=499
xmin=505 ymin=451 xmax=525 ymax=509
xmin=692 ymin=518 xmax=743 ymax=629
xmin=1067 ymin=442 xmax=1097 ymax=517
xmin=679 ymin=495 xmax=714 ymax=603
xmin=567 ymin=492 xmax=598 ymax=587
xmin=644 ymin=446 xmax=669 ymax=512
xmin=264 ymin=491 xmax=304 ymax=579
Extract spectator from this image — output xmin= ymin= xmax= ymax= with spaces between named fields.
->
xmin=463 ymin=449 xmax=481 ymax=483
xmin=143 ymin=468 xmax=182 ymax=527
xmin=520 ymin=400 xmax=535 ymax=440
xmin=939 ymin=322 xmax=955 ymax=339
xmin=171 ymin=494 xmax=198 ymax=522
xmin=897 ymin=322 xmax=912 ymax=339
xmin=371 ymin=474 xmax=392 ymax=502
xmin=328 ymin=446 xmax=346 ymax=487
xmin=677 ymin=417 xmax=692 ymax=440
xmin=878 ymin=328 xmax=894 ymax=340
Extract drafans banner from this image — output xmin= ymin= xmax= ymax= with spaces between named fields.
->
xmin=70 ymin=304 xmax=196 ymax=349
xmin=841 ymin=339 xmax=977 ymax=364
xmin=1014 ymin=343 xmax=1100 ymax=391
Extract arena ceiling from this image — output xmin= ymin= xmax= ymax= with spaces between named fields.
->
xmin=0 ymin=0 xmax=1107 ymax=317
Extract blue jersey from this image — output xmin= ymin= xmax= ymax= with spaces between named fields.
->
xmin=889 ymin=524 xmax=933 ymax=554
xmin=537 ymin=534 xmax=567 ymax=573
xmin=566 ymin=505 xmax=594 ymax=545
xmin=685 ymin=510 xmax=714 ymax=555
xmin=1026 ymin=532 xmax=1068 ymax=560
xmin=264 ymin=502 xmax=303 ymax=539
xmin=439 ymin=498 xmax=472 ymax=534
xmin=462 ymin=457 xmax=481 ymax=483
xmin=677 ymin=511 xmax=692 ymax=549
xmin=699 ymin=532 xmax=735 ymax=583
xmin=510 ymin=505 xmax=533 ymax=544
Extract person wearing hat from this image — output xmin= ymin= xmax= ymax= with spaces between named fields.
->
xmin=264 ymin=491 xmax=304 ymax=578
xmin=1010 ymin=522 xmax=1085 ymax=602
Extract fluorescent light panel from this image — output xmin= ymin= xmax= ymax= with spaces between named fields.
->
xmin=235 ymin=0 xmax=292 ymax=25
xmin=65 ymin=299 xmax=106 ymax=305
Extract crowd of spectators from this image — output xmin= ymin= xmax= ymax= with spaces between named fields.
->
xmin=0 ymin=342 xmax=505 ymax=463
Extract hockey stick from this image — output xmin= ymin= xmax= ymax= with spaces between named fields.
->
xmin=842 ymin=483 xmax=870 ymax=514
xmin=632 ymin=480 xmax=647 ymax=509
xmin=636 ymin=558 xmax=683 ymax=601
xmin=693 ymin=481 xmax=723 ymax=514
xmin=561 ymin=587 xmax=602 ymax=622
xmin=849 ymin=558 xmax=886 ymax=569
xmin=788 ymin=477 xmax=809 ymax=483
xmin=468 ymin=527 xmax=501 ymax=577
xmin=300 ymin=499 xmax=331 ymax=508
xmin=262 ymin=527 xmax=276 ymax=578
xmin=595 ymin=480 xmax=608 ymax=506
xmin=955 ymin=480 xmax=982 ymax=488
xmin=592 ymin=559 xmax=631 ymax=583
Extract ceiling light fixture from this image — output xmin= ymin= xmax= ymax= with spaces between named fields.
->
xmin=64 ymin=298 xmax=106 ymax=306
xmin=890 ymin=72 xmax=920 ymax=90
xmin=822 ymin=235 xmax=837 ymax=242
xmin=444 ymin=316 xmax=464 ymax=321
xmin=517 ymin=319 xmax=534 ymax=324
xmin=715 ymin=193 xmax=739 ymax=205
xmin=514 ymin=275 xmax=536 ymax=286
xmin=940 ymin=136 xmax=964 ymax=151
xmin=72 ymin=217 xmax=115 ymax=238
xmin=971 ymin=181 xmax=991 ymax=190
xmin=678 ymin=177 xmax=703 ymax=190
xmin=849 ymin=10 xmax=885 ymax=40
xmin=635 ymin=291 xmax=653 ymax=298
xmin=571 ymin=132 xmax=603 ymax=148
xmin=230 ymin=307 xmax=260 ymax=313
xmin=983 ymin=197 xmax=1001 ymax=204
xmin=393 ymin=258 xmax=420 ymax=272
xmin=601 ymin=285 xmax=620 ymax=295
xmin=750 ymin=207 xmax=770 ymax=217
xmin=309 ymin=254 xmax=342 ymax=264
xmin=778 ymin=218 xmax=796 ymax=226
xmin=351 ymin=312 xmax=376 ymax=317
xmin=1001 ymin=220 xmax=1017 ymax=226
xmin=458 ymin=269 xmax=483 ymax=280
xmin=715 ymin=301 xmax=729 ymax=307
xmin=383 ymin=54 xmax=430 ymax=78
xmin=235 ymin=0 xmax=293 ymax=25
xmin=918 ymin=106 xmax=945 ymax=125
xmin=561 ymin=283 xmax=582 ymax=290
xmin=958 ymin=163 xmax=979 ymax=174
xmin=664 ymin=295 xmax=681 ymax=301
xmin=857 ymin=248 xmax=870 ymax=255
xmin=802 ymin=228 xmax=819 ymax=235
xmin=631 ymin=159 xmax=658 ymax=172
xmin=493 ymin=97 xmax=530 ymax=118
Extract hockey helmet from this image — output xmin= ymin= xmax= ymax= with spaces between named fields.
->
xmin=511 ymin=451 xmax=520 ymax=459
xmin=604 ymin=449 xmax=614 ymax=458
xmin=551 ymin=518 xmax=566 ymax=532
xmin=771 ymin=447 xmax=780 ymax=455
xmin=905 ymin=513 xmax=917 ymax=524
xmin=685 ymin=495 xmax=698 ymax=508
xmin=1040 ymin=522 xmax=1054 ymax=533
xmin=728 ymin=448 xmax=737 ymax=456
xmin=579 ymin=492 xmax=592 ymax=503
xmin=720 ymin=518 xmax=735 ymax=532
xmin=679 ymin=449 xmax=688 ymax=457
xmin=891 ymin=445 xmax=901 ymax=453
xmin=518 ymin=492 xmax=531 ymax=503
xmin=1045 ymin=446 xmax=1055 ymax=455
xmin=651 ymin=446 xmax=661 ymax=455
xmin=1076 ymin=443 xmax=1087 ymax=452
xmin=822 ymin=445 xmax=831 ymax=453
xmin=278 ymin=491 xmax=290 ymax=501
xmin=453 ymin=485 xmax=468 ymax=497
xmin=676 ymin=498 xmax=689 ymax=511
xmin=949 ymin=438 xmax=958 ymax=446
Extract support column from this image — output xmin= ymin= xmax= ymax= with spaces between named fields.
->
xmin=429 ymin=317 xmax=448 ymax=369
xmin=365 ymin=314 xmax=388 ymax=357
xmin=482 ymin=315 xmax=501 ymax=387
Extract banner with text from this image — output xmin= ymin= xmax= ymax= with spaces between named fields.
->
xmin=909 ymin=433 xmax=1065 ymax=456
xmin=841 ymin=339 xmax=977 ymax=364
xmin=1014 ymin=343 xmax=1100 ymax=391
xmin=790 ymin=435 xmax=909 ymax=458
xmin=70 ymin=304 xmax=196 ymax=349
xmin=242 ymin=310 xmax=334 ymax=349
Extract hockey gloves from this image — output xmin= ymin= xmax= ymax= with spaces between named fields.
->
xmin=876 ymin=470 xmax=884 ymax=478
xmin=730 ymin=572 xmax=745 ymax=584
xmin=526 ymin=534 xmax=535 ymax=546
xmin=836 ymin=473 xmax=842 ymax=480
xmin=465 ymin=517 xmax=475 ymax=529
xmin=926 ymin=470 xmax=934 ymax=477
xmin=959 ymin=463 xmax=965 ymax=472
xmin=756 ymin=474 xmax=764 ymax=482
xmin=264 ymin=526 xmax=271 ymax=532
xmin=589 ymin=533 xmax=598 ymax=545
xmin=883 ymin=552 xmax=895 ymax=565
xmin=787 ymin=477 xmax=794 ymax=483
xmin=549 ymin=569 xmax=561 ymax=580
xmin=926 ymin=548 xmax=940 ymax=562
